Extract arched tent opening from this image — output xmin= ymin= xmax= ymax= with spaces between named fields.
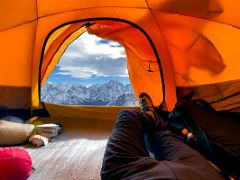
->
xmin=41 ymin=31 xmax=138 ymax=106
xmin=37 ymin=19 xmax=165 ymax=120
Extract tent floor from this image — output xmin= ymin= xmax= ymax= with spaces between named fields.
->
xmin=23 ymin=117 xmax=115 ymax=180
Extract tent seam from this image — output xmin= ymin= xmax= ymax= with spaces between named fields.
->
xmin=0 ymin=6 xmax=148 ymax=33
xmin=144 ymin=0 xmax=167 ymax=104
xmin=30 ymin=0 xmax=39 ymax=113
xmin=38 ymin=6 xmax=149 ymax=19
xmin=0 ymin=19 xmax=38 ymax=33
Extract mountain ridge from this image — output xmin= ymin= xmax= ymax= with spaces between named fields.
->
xmin=41 ymin=80 xmax=138 ymax=106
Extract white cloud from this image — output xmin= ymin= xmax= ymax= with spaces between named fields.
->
xmin=56 ymin=32 xmax=127 ymax=79
xmin=56 ymin=66 xmax=97 ymax=79
xmin=69 ymin=33 xmax=125 ymax=59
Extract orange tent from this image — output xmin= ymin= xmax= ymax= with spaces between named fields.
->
xmin=1 ymin=0 xmax=240 ymax=119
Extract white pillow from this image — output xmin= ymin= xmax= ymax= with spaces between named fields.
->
xmin=0 ymin=120 xmax=34 ymax=145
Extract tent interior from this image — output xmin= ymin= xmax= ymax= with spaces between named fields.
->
xmin=1 ymin=0 xmax=240 ymax=179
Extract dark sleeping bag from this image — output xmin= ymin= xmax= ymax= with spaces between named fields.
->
xmin=167 ymin=100 xmax=240 ymax=179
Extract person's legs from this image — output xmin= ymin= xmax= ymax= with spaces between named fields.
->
xmin=101 ymin=109 xmax=156 ymax=179
xmin=101 ymin=93 xmax=223 ymax=180
xmin=101 ymin=109 xmax=203 ymax=180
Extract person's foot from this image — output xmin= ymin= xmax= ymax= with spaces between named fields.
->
xmin=139 ymin=92 xmax=162 ymax=127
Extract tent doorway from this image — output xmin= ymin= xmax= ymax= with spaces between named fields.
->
xmin=41 ymin=32 xmax=138 ymax=106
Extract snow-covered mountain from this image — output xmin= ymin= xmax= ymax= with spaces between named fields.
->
xmin=41 ymin=80 xmax=138 ymax=106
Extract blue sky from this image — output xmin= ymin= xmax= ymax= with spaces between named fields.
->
xmin=46 ymin=32 xmax=131 ymax=86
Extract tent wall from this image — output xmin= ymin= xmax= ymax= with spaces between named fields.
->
xmin=0 ymin=1 xmax=37 ymax=31
xmin=0 ymin=3 xmax=37 ymax=109
xmin=154 ymin=12 xmax=240 ymax=86
xmin=177 ymin=80 xmax=240 ymax=112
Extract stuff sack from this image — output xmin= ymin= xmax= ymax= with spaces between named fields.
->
xmin=168 ymin=99 xmax=240 ymax=179
xmin=0 ymin=147 xmax=32 ymax=180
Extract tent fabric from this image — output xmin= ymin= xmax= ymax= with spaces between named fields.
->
xmin=41 ymin=23 xmax=86 ymax=85
xmin=44 ymin=103 xmax=140 ymax=121
xmin=0 ymin=86 xmax=31 ymax=109
xmin=177 ymin=80 xmax=240 ymax=112
xmin=1 ymin=0 xmax=240 ymax=111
